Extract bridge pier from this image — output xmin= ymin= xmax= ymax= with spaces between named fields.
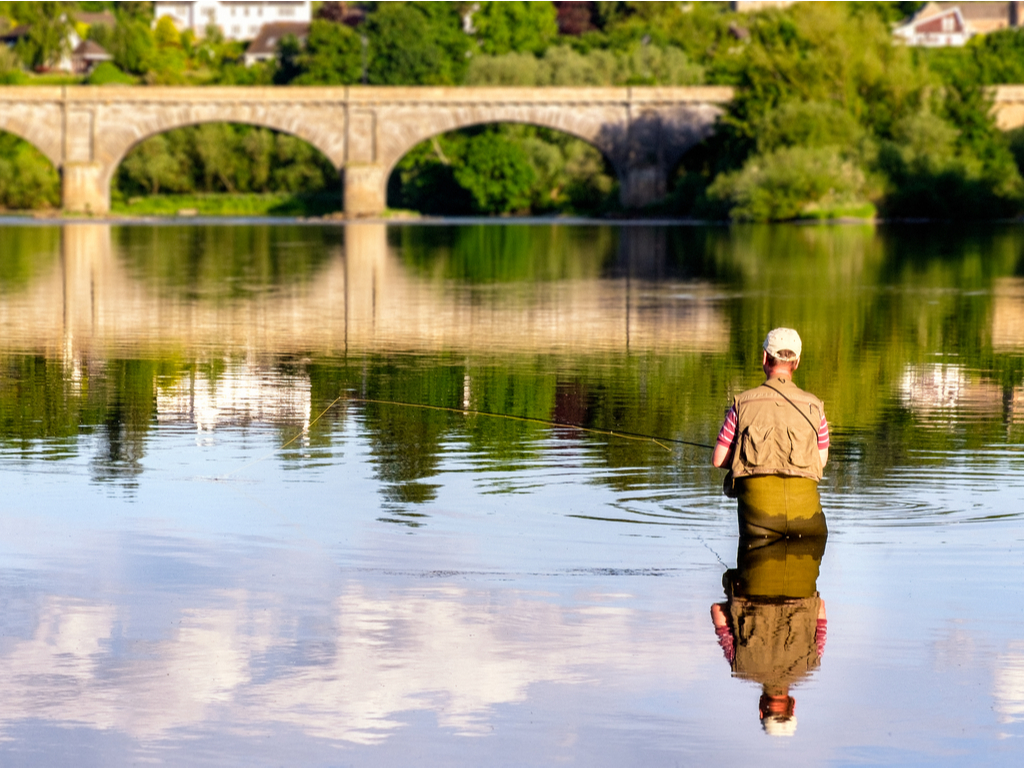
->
xmin=343 ymin=163 xmax=387 ymax=217
xmin=62 ymin=162 xmax=109 ymax=215
xmin=620 ymin=165 xmax=667 ymax=210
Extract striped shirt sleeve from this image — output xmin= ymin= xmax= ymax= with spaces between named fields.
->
xmin=716 ymin=406 xmax=738 ymax=448
xmin=818 ymin=412 xmax=830 ymax=450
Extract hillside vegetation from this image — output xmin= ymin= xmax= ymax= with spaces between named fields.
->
xmin=1 ymin=1 xmax=1023 ymax=220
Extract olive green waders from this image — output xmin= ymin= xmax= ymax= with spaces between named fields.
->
xmin=734 ymin=475 xmax=827 ymax=539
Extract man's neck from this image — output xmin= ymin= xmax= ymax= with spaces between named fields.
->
xmin=764 ymin=368 xmax=793 ymax=382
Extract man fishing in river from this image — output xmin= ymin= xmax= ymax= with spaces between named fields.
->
xmin=712 ymin=328 xmax=829 ymax=539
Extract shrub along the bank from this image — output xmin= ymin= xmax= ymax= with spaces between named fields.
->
xmin=705 ymin=146 xmax=873 ymax=221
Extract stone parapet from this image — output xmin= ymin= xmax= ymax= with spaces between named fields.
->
xmin=0 ymin=85 xmax=735 ymax=105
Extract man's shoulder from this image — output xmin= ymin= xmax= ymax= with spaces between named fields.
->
xmin=735 ymin=380 xmax=824 ymax=408
xmin=734 ymin=384 xmax=767 ymax=401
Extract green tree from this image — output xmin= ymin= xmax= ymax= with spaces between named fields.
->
xmin=0 ymin=131 xmax=60 ymax=209
xmin=109 ymin=15 xmax=155 ymax=75
xmin=243 ymin=129 xmax=274 ymax=192
xmin=365 ymin=2 xmax=470 ymax=85
xmin=153 ymin=15 xmax=180 ymax=50
xmin=274 ymin=33 xmax=303 ymax=84
xmin=927 ymin=27 xmax=1024 ymax=85
xmin=0 ymin=41 xmax=26 ymax=84
xmin=107 ymin=2 xmax=152 ymax=23
xmin=286 ymin=19 xmax=362 ymax=85
xmin=454 ymin=132 xmax=536 ymax=213
xmin=84 ymin=14 xmax=115 ymax=50
xmin=592 ymin=1 xmax=731 ymax=71
xmin=472 ymin=1 xmax=558 ymax=55
xmin=718 ymin=3 xmax=927 ymax=157
xmin=271 ymin=132 xmax=338 ymax=192
xmin=194 ymin=123 xmax=240 ymax=192
xmin=848 ymin=2 xmax=926 ymax=24
xmin=14 ymin=2 xmax=72 ymax=70
xmin=147 ymin=14 xmax=188 ymax=83
xmin=755 ymin=99 xmax=866 ymax=154
xmin=118 ymin=133 xmax=188 ymax=195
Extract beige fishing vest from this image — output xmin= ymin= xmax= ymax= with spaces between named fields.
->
xmin=728 ymin=595 xmax=823 ymax=691
xmin=729 ymin=377 xmax=824 ymax=482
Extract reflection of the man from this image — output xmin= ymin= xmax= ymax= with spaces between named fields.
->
xmin=710 ymin=535 xmax=827 ymax=737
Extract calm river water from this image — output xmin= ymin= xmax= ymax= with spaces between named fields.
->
xmin=0 ymin=220 xmax=1023 ymax=766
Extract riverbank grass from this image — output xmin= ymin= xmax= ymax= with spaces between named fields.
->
xmin=799 ymin=202 xmax=877 ymax=221
xmin=111 ymin=192 xmax=342 ymax=217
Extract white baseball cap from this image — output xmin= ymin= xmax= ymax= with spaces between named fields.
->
xmin=763 ymin=328 xmax=802 ymax=361
xmin=762 ymin=714 xmax=798 ymax=737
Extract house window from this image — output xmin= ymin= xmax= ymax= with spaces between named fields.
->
xmin=941 ymin=15 xmax=955 ymax=32
xmin=279 ymin=7 xmax=296 ymax=18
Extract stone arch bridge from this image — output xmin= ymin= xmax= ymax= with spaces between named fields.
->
xmin=0 ymin=85 xmax=733 ymax=215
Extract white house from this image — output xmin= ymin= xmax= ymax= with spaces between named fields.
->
xmin=153 ymin=1 xmax=311 ymax=41
xmin=893 ymin=4 xmax=972 ymax=46
xmin=893 ymin=2 xmax=1024 ymax=47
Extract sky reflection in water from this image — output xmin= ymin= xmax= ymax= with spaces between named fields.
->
xmin=0 ymin=222 xmax=1023 ymax=765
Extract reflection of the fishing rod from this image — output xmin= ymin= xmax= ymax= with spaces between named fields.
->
xmin=710 ymin=535 xmax=828 ymax=737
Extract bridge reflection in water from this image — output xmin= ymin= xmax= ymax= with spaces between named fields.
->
xmin=0 ymin=223 xmax=731 ymax=752
xmin=0 ymin=223 xmax=729 ymax=432
xmin=1 ymin=223 xmax=729 ymax=361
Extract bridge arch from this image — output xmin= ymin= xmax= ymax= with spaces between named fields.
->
xmin=375 ymin=106 xmax=621 ymax=180
xmin=0 ymin=114 xmax=62 ymax=168
xmin=111 ymin=121 xmax=342 ymax=210
xmin=97 ymin=114 xmax=347 ymax=195
xmin=387 ymin=121 xmax=618 ymax=215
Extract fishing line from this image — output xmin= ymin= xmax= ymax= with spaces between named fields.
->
xmin=220 ymin=393 xmax=715 ymax=478
xmin=344 ymin=396 xmax=717 ymax=451
xmin=217 ymin=393 xmax=347 ymax=479
xmin=696 ymin=532 xmax=728 ymax=568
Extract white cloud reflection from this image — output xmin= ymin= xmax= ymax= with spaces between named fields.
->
xmin=994 ymin=643 xmax=1024 ymax=726
xmin=0 ymin=581 xmax=709 ymax=747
